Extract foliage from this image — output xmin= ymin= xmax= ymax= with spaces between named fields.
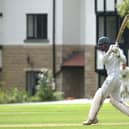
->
xmin=0 ymin=69 xmax=64 ymax=103
xmin=29 ymin=95 xmax=41 ymax=102
xmin=117 ymin=0 xmax=129 ymax=28
xmin=35 ymin=69 xmax=56 ymax=101
xmin=0 ymin=89 xmax=9 ymax=104
xmin=8 ymin=88 xmax=29 ymax=103
xmin=53 ymin=91 xmax=64 ymax=100
xmin=117 ymin=0 xmax=129 ymax=17
xmin=0 ymin=88 xmax=29 ymax=103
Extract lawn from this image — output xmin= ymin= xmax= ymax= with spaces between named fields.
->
xmin=0 ymin=102 xmax=129 ymax=129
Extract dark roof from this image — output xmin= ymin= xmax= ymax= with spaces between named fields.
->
xmin=62 ymin=53 xmax=84 ymax=67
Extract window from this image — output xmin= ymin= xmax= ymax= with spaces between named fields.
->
xmin=95 ymin=0 xmax=118 ymax=12
xmin=26 ymin=71 xmax=40 ymax=95
xmin=27 ymin=14 xmax=48 ymax=40
xmin=97 ymin=15 xmax=118 ymax=43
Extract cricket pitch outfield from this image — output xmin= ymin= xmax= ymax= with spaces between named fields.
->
xmin=0 ymin=101 xmax=129 ymax=129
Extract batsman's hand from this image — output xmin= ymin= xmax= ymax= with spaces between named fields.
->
xmin=110 ymin=45 xmax=119 ymax=53
xmin=111 ymin=45 xmax=121 ymax=58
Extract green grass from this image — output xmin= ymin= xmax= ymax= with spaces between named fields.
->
xmin=0 ymin=102 xmax=129 ymax=129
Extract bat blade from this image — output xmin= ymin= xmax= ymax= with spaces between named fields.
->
xmin=115 ymin=14 xmax=129 ymax=45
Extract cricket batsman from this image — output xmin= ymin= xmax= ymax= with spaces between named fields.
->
xmin=120 ymin=64 xmax=129 ymax=99
xmin=83 ymin=36 xmax=129 ymax=125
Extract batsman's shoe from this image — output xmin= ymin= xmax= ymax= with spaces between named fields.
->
xmin=83 ymin=118 xmax=98 ymax=125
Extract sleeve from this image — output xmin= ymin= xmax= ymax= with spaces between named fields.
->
xmin=102 ymin=46 xmax=112 ymax=64
xmin=126 ymin=67 xmax=129 ymax=78
xmin=118 ymin=49 xmax=127 ymax=64
xmin=102 ymin=45 xmax=127 ymax=65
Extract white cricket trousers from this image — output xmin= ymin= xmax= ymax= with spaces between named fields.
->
xmin=88 ymin=75 xmax=129 ymax=120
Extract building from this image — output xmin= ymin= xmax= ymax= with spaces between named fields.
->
xmin=0 ymin=0 xmax=128 ymax=98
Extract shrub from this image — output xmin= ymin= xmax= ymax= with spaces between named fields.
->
xmin=0 ymin=69 xmax=64 ymax=103
xmin=0 ymin=89 xmax=9 ymax=104
xmin=35 ymin=68 xmax=64 ymax=101
xmin=35 ymin=69 xmax=55 ymax=101
xmin=53 ymin=91 xmax=64 ymax=100
xmin=0 ymin=88 xmax=29 ymax=104
xmin=8 ymin=88 xmax=29 ymax=103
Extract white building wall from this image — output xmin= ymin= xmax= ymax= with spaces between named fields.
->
xmin=63 ymin=0 xmax=81 ymax=44
xmin=0 ymin=0 xmax=122 ymax=45
xmin=85 ymin=0 xmax=96 ymax=45
xmin=55 ymin=0 xmax=63 ymax=45
xmin=0 ymin=0 xmax=3 ymax=43
xmin=1 ymin=0 xmax=53 ymax=45
xmin=106 ymin=0 xmax=115 ymax=11
xmin=0 ymin=0 xmax=98 ymax=45
xmin=0 ymin=18 xmax=3 ymax=43
xmin=0 ymin=0 xmax=3 ymax=12
xmin=56 ymin=0 xmax=97 ymax=45
xmin=80 ymin=0 xmax=86 ymax=44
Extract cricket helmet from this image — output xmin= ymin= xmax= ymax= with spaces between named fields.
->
xmin=98 ymin=36 xmax=110 ymax=45
xmin=97 ymin=36 xmax=111 ymax=51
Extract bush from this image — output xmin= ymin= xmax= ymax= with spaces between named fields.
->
xmin=29 ymin=96 xmax=41 ymax=102
xmin=0 ymin=89 xmax=9 ymax=104
xmin=8 ymin=88 xmax=29 ymax=103
xmin=0 ymin=88 xmax=29 ymax=104
xmin=35 ymin=69 xmax=55 ymax=101
xmin=0 ymin=69 xmax=64 ymax=103
xmin=53 ymin=91 xmax=64 ymax=100
xmin=35 ymin=69 xmax=64 ymax=101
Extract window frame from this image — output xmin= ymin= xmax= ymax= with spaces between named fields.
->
xmin=96 ymin=12 xmax=119 ymax=44
xmin=95 ymin=0 xmax=118 ymax=13
xmin=26 ymin=13 xmax=48 ymax=40
xmin=26 ymin=70 xmax=40 ymax=96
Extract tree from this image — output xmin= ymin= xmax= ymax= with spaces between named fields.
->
xmin=117 ymin=0 xmax=129 ymax=16
xmin=117 ymin=0 xmax=129 ymax=28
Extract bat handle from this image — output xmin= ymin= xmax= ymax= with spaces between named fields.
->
xmin=115 ymin=41 xmax=119 ymax=46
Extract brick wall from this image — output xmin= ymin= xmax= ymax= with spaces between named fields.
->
xmin=55 ymin=45 xmax=63 ymax=91
xmin=57 ymin=44 xmax=98 ymax=98
xmin=62 ymin=45 xmax=84 ymax=59
xmin=84 ymin=45 xmax=98 ymax=98
xmin=1 ymin=45 xmax=52 ymax=90
xmin=0 ymin=44 xmax=98 ymax=98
